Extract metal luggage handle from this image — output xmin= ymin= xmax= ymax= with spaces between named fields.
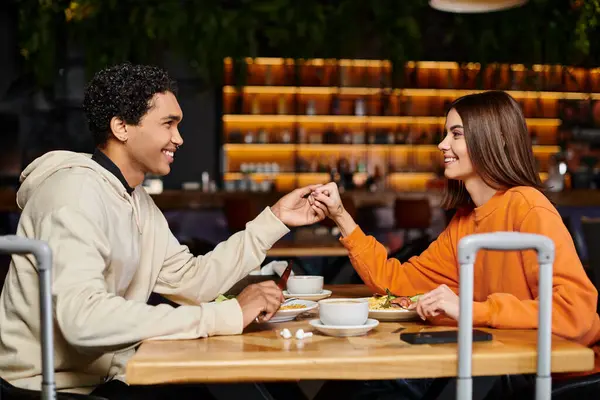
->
xmin=0 ymin=235 xmax=55 ymax=400
xmin=457 ymin=232 xmax=555 ymax=400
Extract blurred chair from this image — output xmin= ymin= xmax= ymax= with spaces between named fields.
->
xmin=562 ymin=215 xmax=585 ymax=260
xmin=580 ymin=217 xmax=600 ymax=315
xmin=389 ymin=198 xmax=433 ymax=263
xmin=223 ymin=197 xmax=257 ymax=234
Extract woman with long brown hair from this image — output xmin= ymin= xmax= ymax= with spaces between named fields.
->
xmin=312 ymin=91 xmax=600 ymax=399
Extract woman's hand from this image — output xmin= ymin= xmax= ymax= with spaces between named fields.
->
xmin=411 ymin=284 xmax=459 ymax=321
xmin=309 ymin=182 xmax=358 ymax=237
xmin=309 ymin=182 xmax=345 ymax=221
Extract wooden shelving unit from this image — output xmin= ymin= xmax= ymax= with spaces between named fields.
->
xmin=221 ymin=58 xmax=600 ymax=192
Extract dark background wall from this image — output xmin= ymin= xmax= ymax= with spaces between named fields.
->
xmin=0 ymin=2 xmax=221 ymax=190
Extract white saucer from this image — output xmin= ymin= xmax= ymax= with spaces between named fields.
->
xmin=283 ymin=289 xmax=332 ymax=301
xmin=309 ymin=318 xmax=379 ymax=337
xmin=267 ymin=300 xmax=318 ymax=323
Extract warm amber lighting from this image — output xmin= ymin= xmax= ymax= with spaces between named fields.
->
xmin=386 ymin=173 xmax=437 ymax=191
xmin=225 ymin=58 xmax=588 ymax=75
xmin=223 ymin=85 xmax=600 ymax=101
xmin=223 ymin=86 xmax=298 ymax=95
xmin=391 ymin=145 xmax=439 ymax=152
xmin=223 ymin=171 xmax=550 ymax=191
xmin=338 ymin=60 xmax=392 ymax=68
xmin=223 ymin=144 xmax=295 ymax=152
xmin=224 ymin=115 xmax=560 ymax=128
xmin=532 ymin=146 xmax=560 ymax=154
xmin=224 ymin=172 xmax=296 ymax=180
xmin=223 ymin=115 xmax=296 ymax=124
xmin=297 ymin=145 xmax=366 ymax=153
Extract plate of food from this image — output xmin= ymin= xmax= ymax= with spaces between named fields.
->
xmin=269 ymin=299 xmax=318 ymax=323
xmin=367 ymin=289 xmax=421 ymax=322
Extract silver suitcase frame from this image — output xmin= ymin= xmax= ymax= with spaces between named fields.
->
xmin=457 ymin=232 xmax=555 ymax=400
xmin=0 ymin=236 xmax=56 ymax=400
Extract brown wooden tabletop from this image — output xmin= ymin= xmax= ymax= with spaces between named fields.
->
xmin=125 ymin=285 xmax=595 ymax=385
xmin=267 ymin=240 xmax=349 ymax=257
xmin=3 ymin=188 xmax=600 ymax=212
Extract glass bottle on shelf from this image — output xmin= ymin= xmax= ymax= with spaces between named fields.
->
xmin=530 ymin=129 xmax=539 ymax=145
xmin=265 ymin=65 xmax=273 ymax=86
xmin=535 ymin=97 xmax=544 ymax=118
xmin=387 ymin=130 xmax=395 ymax=145
xmin=342 ymin=130 xmax=352 ymax=144
xmin=353 ymin=130 xmax=366 ymax=144
xmin=380 ymin=90 xmax=392 ymax=116
xmin=257 ymin=128 xmax=269 ymax=144
xmin=306 ymin=99 xmax=316 ymax=116
xmin=314 ymin=130 xmax=324 ymax=144
xmin=446 ymin=68 xmax=455 ymax=89
xmin=395 ymin=128 xmax=407 ymax=145
xmin=277 ymin=95 xmax=287 ymax=115
xmin=244 ymin=130 xmax=255 ymax=144
xmin=330 ymin=94 xmax=341 ymax=115
xmin=349 ymin=156 xmax=357 ymax=173
xmin=368 ymin=131 xmax=376 ymax=144
xmin=355 ymin=98 xmax=366 ymax=116
xmin=339 ymin=65 xmax=349 ymax=87
xmin=405 ymin=129 xmax=416 ymax=145
xmin=281 ymin=129 xmax=291 ymax=144
xmin=357 ymin=157 xmax=367 ymax=173
xmin=251 ymin=97 xmax=260 ymax=115
xmin=297 ymin=127 xmax=307 ymax=144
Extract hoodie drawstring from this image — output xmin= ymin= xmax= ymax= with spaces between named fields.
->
xmin=128 ymin=193 xmax=142 ymax=234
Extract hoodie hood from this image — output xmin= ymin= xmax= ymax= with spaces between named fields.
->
xmin=17 ymin=151 xmax=129 ymax=209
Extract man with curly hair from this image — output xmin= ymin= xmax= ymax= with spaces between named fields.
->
xmin=0 ymin=63 xmax=324 ymax=399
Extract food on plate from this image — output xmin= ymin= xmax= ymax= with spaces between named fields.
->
xmin=368 ymin=289 xmax=422 ymax=310
xmin=279 ymin=303 xmax=307 ymax=310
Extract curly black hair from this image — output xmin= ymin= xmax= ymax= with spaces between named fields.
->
xmin=83 ymin=63 xmax=178 ymax=147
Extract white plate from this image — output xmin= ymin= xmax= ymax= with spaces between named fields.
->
xmin=283 ymin=289 xmax=332 ymax=301
xmin=267 ymin=300 xmax=318 ymax=323
xmin=309 ymin=318 xmax=379 ymax=337
xmin=368 ymin=308 xmax=419 ymax=322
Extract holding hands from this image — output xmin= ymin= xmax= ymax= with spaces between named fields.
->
xmin=308 ymin=183 xmax=461 ymax=322
xmin=271 ymin=184 xmax=327 ymax=227
xmin=307 ymin=182 xmax=358 ymax=237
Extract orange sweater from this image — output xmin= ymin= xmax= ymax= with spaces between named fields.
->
xmin=340 ymin=186 xmax=600 ymax=375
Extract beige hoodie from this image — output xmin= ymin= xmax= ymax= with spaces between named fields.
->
xmin=0 ymin=151 xmax=290 ymax=393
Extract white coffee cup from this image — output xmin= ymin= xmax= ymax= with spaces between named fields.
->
xmin=318 ymin=298 xmax=369 ymax=326
xmin=286 ymin=275 xmax=324 ymax=294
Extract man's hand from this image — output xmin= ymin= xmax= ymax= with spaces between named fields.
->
xmin=410 ymin=284 xmax=459 ymax=321
xmin=270 ymin=184 xmax=326 ymax=227
xmin=236 ymin=281 xmax=285 ymax=328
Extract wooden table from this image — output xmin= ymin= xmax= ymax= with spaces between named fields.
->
xmin=4 ymin=188 xmax=600 ymax=213
xmin=126 ymin=285 xmax=595 ymax=386
xmin=267 ymin=240 xmax=349 ymax=257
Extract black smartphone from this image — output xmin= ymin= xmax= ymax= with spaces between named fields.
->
xmin=400 ymin=329 xmax=492 ymax=345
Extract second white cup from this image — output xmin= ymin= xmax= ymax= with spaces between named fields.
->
xmin=286 ymin=275 xmax=324 ymax=294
